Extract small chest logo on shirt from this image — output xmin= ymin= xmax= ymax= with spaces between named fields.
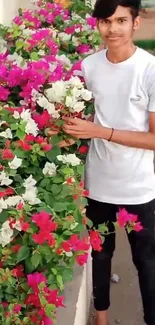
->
xmin=130 ymin=95 xmax=141 ymax=103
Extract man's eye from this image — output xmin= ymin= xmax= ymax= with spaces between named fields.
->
xmin=118 ymin=19 xmax=125 ymax=23
xmin=100 ymin=20 xmax=108 ymax=24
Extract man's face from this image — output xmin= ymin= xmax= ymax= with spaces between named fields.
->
xmin=97 ymin=6 xmax=140 ymax=49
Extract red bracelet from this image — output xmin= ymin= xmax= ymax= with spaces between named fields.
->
xmin=108 ymin=128 xmax=114 ymax=142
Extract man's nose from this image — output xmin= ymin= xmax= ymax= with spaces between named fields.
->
xmin=108 ymin=22 xmax=117 ymax=33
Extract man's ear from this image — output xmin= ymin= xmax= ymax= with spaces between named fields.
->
xmin=133 ymin=16 xmax=141 ymax=31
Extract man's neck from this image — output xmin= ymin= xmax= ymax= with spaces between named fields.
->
xmin=106 ymin=43 xmax=137 ymax=64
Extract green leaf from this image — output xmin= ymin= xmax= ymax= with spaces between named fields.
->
xmin=61 ymin=167 xmax=74 ymax=175
xmin=16 ymin=40 xmax=24 ymax=50
xmin=46 ymin=146 xmax=61 ymax=163
xmin=45 ymin=304 xmax=55 ymax=318
xmin=51 ymin=268 xmax=57 ymax=275
xmin=51 ymin=184 xmax=62 ymax=196
xmin=44 ymin=192 xmax=54 ymax=207
xmin=39 ymin=294 xmax=47 ymax=307
xmin=86 ymin=218 xmax=93 ymax=229
xmin=47 ymin=273 xmax=55 ymax=283
xmin=52 ymin=175 xmax=64 ymax=184
xmin=0 ymin=211 xmax=9 ymax=223
xmin=30 ymin=52 xmax=39 ymax=61
xmin=98 ymin=223 xmax=109 ymax=234
xmin=61 ymin=268 xmax=73 ymax=282
xmin=10 ymin=123 xmax=18 ymax=130
xmin=53 ymin=201 xmax=68 ymax=212
xmin=56 ymin=275 xmax=64 ymax=290
xmin=39 ymin=246 xmax=52 ymax=256
xmin=72 ymin=223 xmax=84 ymax=233
xmin=17 ymin=246 xmax=30 ymax=263
xmin=16 ymin=128 xmax=25 ymax=140
xmin=31 ymin=252 xmax=42 ymax=269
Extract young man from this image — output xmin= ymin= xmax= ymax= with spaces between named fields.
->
xmin=63 ymin=0 xmax=155 ymax=324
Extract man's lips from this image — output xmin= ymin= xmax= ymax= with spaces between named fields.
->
xmin=106 ymin=35 xmax=121 ymax=39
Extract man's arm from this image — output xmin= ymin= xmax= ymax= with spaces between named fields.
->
xmin=63 ymin=112 xmax=155 ymax=151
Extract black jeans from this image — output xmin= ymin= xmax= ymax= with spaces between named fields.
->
xmin=86 ymin=198 xmax=155 ymax=325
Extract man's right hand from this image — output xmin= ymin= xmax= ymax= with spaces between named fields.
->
xmin=47 ymin=129 xmax=75 ymax=148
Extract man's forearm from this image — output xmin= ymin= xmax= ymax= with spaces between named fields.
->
xmin=97 ymin=126 xmax=155 ymax=150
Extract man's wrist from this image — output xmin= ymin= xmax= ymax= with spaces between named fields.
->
xmin=96 ymin=125 xmax=113 ymax=140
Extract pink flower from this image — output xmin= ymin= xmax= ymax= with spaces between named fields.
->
xmin=77 ymin=44 xmax=91 ymax=54
xmin=13 ymin=16 xmax=23 ymax=25
xmin=133 ymin=222 xmax=143 ymax=232
xmin=33 ymin=111 xmax=51 ymax=129
xmin=42 ymin=143 xmax=52 ymax=152
xmin=32 ymin=211 xmax=58 ymax=232
xmin=89 ymin=230 xmax=102 ymax=252
xmin=76 ymin=253 xmax=88 ymax=266
xmin=65 ymin=26 xmax=76 ymax=34
xmin=48 ymin=64 xmax=63 ymax=82
xmin=87 ymin=17 xmax=97 ymax=29
xmin=17 ymin=202 xmax=24 ymax=210
xmin=43 ymin=316 xmax=53 ymax=325
xmin=117 ymin=209 xmax=129 ymax=227
xmin=2 ymin=149 xmax=14 ymax=160
xmin=0 ymin=86 xmax=10 ymax=101
xmin=13 ymin=304 xmax=22 ymax=313
xmin=27 ymin=273 xmax=47 ymax=290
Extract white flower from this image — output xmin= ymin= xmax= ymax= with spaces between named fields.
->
xmin=43 ymin=162 xmax=57 ymax=176
xmin=5 ymin=196 xmax=23 ymax=207
xmin=73 ymin=101 xmax=85 ymax=113
xmin=65 ymin=252 xmax=73 ymax=257
xmin=13 ymin=111 xmax=20 ymax=119
xmin=71 ymin=87 xmax=81 ymax=99
xmin=65 ymin=96 xmax=75 ymax=108
xmin=25 ymin=119 xmax=39 ymax=137
xmin=67 ymin=76 xmax=83 ymax=89
xmin=7 ymin=53 xmax=23 ymax=66
xmin=0 ymin=128 xmax=13 ymax=139
xmin=20 ymin=109 xmax=39 ymax=136
xmin=75 ymin=28 xmax=81 ymax=33
xmin=59 ymin=32 xmax=71 ymax=42
xmin=0 ymin=171 xmax=12 ymax=186
xmin=20 ymin=109 xmax=32 ymax=121
xmin=0 ymin=198 xmax=8 ymax=213
xmin=22 ymin=187 xmax=41 ymax=205
xmin=57 ymin=154 xmax=81 ymax=166
xmin=22 ymin=28 xmax=34 ymax=37
xmin=23 ymin=175 xmax=37 ymax=189
xmin=57 ymin=54 xmax=72 ymax=69
xmin=38 ymin=50 xmax=45 ymax=56
xmin=8 ymin=156 xmax=22 ymax=170
xmin=81 ymin=88 xmax=92 ymax=101
xmin=37 ymin=96 xmax=60 ymax=118
xmin=72 ymin=36 xmax=79 ymax=46
xmin=31 ymin=89 xmax=40 ymax=101
xmin=46 ymin=81 xmax=66 ymax=103
xmin=0 ymin=221 xmax=14 ymax=247
xmin=0 ymin=38 xmax=7 ymax=54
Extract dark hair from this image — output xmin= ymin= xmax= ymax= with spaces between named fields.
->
xmin=92 ymin=0 xmax=141 ymax=20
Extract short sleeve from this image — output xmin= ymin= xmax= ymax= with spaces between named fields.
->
xmin=147 ymin=66 xmax=155 ymax=112
xmin=148 ymin=79 xmax=155 ymax=112
xmin=81 ymin=60 xmax=92 ymax=92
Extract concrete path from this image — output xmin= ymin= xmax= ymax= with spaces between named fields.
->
xmin=90 ymin=229 xmax=144 ymax=325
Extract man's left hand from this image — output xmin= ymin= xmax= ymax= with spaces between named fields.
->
xmin=63 ymin=117 xmax=103 ymax=139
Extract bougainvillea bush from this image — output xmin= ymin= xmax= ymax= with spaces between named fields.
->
xmin=0 ymin=1 xmax=143 ymax=324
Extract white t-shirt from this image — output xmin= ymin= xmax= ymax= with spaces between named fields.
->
xmin=82 ymin=48 xmax=155 ymax=205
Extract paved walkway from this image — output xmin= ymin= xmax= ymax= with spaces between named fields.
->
xmin=90 ymin=228 xmax=143 ymax=325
